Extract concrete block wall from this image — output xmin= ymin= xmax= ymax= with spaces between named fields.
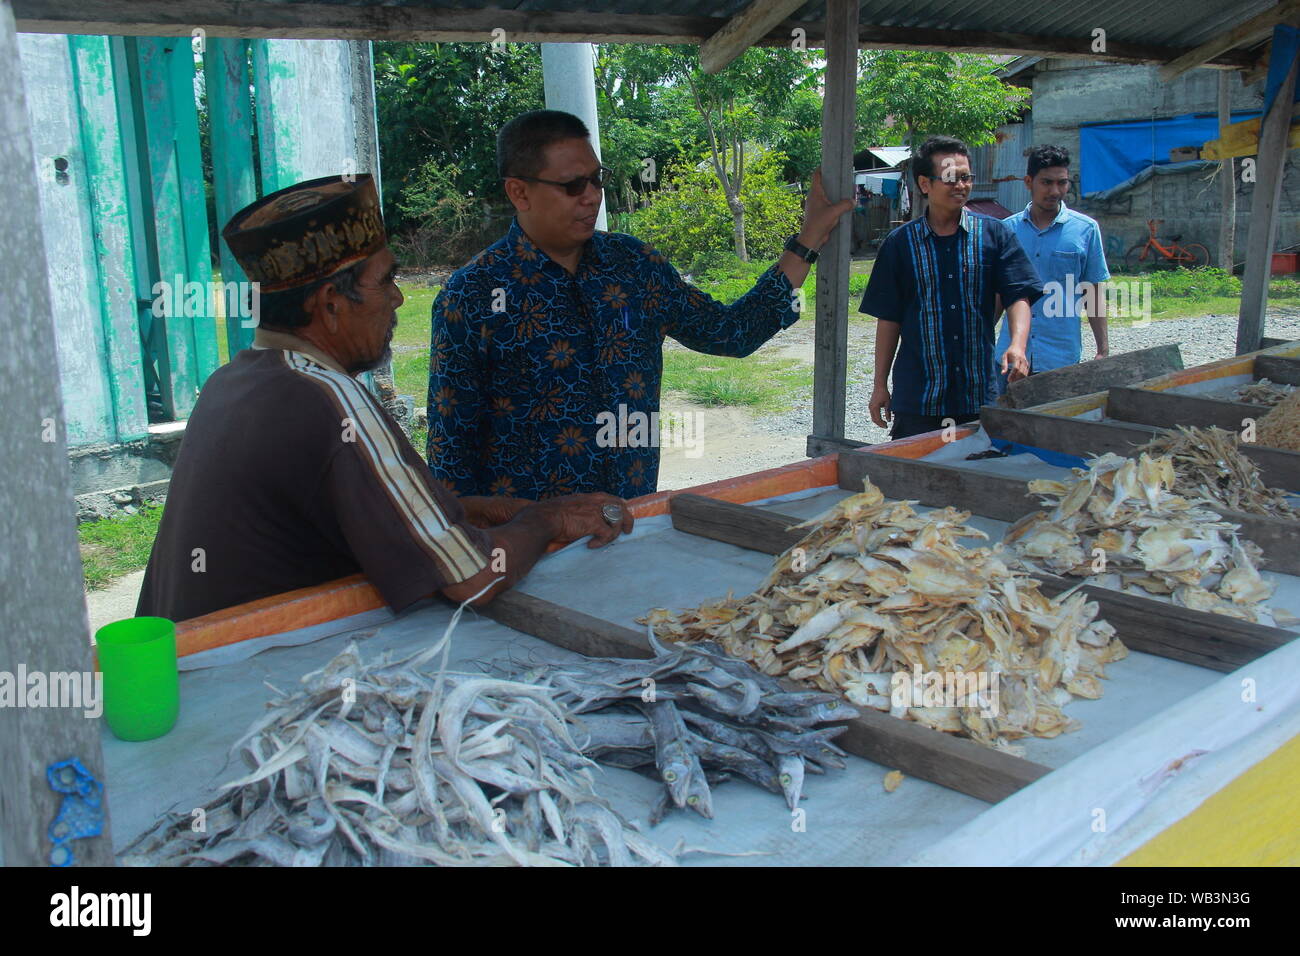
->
xmin=1028 ymin=60 xmax=1298 ymax=270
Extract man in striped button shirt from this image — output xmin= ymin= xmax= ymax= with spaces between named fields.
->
xmin=137 ymin=175 xmax=628 ymax=623
xmin=861 ymin=136 xmax=1043 ymax=441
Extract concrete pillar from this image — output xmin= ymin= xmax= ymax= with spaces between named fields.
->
xmin=0 ymin=0 xmax=114 ymax=867
xmin=541 ymin=43 xmax=607 ymax=231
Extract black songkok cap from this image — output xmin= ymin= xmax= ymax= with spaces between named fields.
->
xmin=222 ymin=174 xmax=387 ymax=293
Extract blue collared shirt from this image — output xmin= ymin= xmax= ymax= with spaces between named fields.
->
xmin=859 ymin=209 xmax=1042 ymax=417
xmin=995 ymin=200 xmax=1110 ymax=372
xmin=426 ymin=219 xmax=799 ymax=499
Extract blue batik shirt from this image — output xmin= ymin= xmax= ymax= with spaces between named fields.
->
xmin=995 ymin=201 xmax=1110 ymax=372
xmin=859 ymin=208 xmax=1043 ymax=417
xmin=427 ymin=219 xmax=799 ymax=499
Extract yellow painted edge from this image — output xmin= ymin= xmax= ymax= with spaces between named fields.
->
xmin=1116 ymin=732 xmax=1300 ymax=866
xmin=1029 ymin=341 xmax=1300 ymax=417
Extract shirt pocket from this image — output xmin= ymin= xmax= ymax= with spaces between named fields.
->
xmin=1050 ymin=247 xmax=1085 ymax=279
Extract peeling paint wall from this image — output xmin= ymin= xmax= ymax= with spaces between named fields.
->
xmin=18 ymin=34 xmax=381 ymax=473
xmin=18 ymin=34 xmax=118 ymax=446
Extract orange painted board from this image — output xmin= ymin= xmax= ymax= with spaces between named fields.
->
xmin=866 ymin=427 xmax=975 ymax=459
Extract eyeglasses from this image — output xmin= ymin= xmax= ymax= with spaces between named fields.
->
xmin=932 ymin=173 xmax=975 ymax=186
xmin=509 ymin=167 xmax=613 ymax=196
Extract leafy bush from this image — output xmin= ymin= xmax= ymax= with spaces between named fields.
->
xmin=690 ymin=255 xmax=870 ymax=306
xmin=391 ymin=160 xmax=512 ymax=268
xmin=1142 ymin=267 xmax=1240 ymax=301
xmin=1270 ymin=276 xmax=1300 ymax=298
xmin=627 ymin=149 xmax=803 ymax=274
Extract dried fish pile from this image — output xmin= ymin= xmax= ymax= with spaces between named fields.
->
xmin=644 ymin=482 xmax=1128 ymax=753
xmin=1258 ymin=389 xmax=1300 ymax=452
xmin=1135 ymin=425 xmax=1298 ymax=517
xmin=1236 ymin=377 xmax=1294 ymax=407
xmin=531 ymin=635 xmax=853 ymax=822
xmin=121 ymin=613 xmax=676 ymax=867
xmin=1007 ymin=452 xmax=1281 ymax=624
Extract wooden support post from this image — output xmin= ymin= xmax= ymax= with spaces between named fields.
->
xmin=1237 ymin=46 xmax=1299 ymax=354
xmin=482 ymin=586 xmax=1049 ymax=803
xmin=1254 ymin=354 xmax=1300 ymax=385
xmin=811 ymin=0 xmax=858 ymax=445
xmin=1218 ymin=70 xmax=1237 ymax=272
xmin=806 ymin=434 xmax=870 ymax=458
xmin=0 ymin=0 xmax=114 ymax=866
xmin=668 ymin=484 xmax=1296 ymax=672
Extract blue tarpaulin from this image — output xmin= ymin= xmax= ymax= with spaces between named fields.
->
xmin=1263 ymin=25 xmax=1300 ymax=116
xmin=1079 ymin=111 xmax=1261 ymax=195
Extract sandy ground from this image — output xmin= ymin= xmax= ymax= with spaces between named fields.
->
xmin=655 ymin=395 xmax=809 ymax=491
xmin=85 ymin=570 xmax=145 ymax=639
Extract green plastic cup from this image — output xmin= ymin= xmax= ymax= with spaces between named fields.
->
xmin=95 ymin=616 xmax=179 ymax=741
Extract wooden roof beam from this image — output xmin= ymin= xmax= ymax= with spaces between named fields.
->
xmin=700 ymin=0 xmax=810 ymax=74
xmin=1159 ymin=0 xmax=1300 ymax=81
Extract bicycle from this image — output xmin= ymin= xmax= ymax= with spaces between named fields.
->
xmin=1123 ymin=219 xmax=1210 ymax=271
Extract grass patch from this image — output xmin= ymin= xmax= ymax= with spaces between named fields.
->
xmin=662 ymin=350 xmax=809 ymax=413
xmin=693 ymin=257 xmax=874 ymax=314
xmin=392 ymin=348 xmax=430 ymax=405
xmin=79 ymin=505 xmax=164 ymax=591
xmin=392 ymin=285 xmax=440 ymax=350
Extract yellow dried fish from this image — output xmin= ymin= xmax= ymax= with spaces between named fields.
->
xmin=1135 ymin=425 xmax=1297 ymax=517
xmin=1008 ymin=451 xmax=1284 ymax=625
xmin=1257 ymin=390 xmax=1300 ymax=452
xmin=1236 ymin=378 xmax=1294 ymax=407
xmin=643 ymin=480 xmax=1127 ymax=754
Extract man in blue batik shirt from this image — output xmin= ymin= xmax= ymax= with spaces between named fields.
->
xmin=861 ymin=136 xmax=1043 ymax=441
xmin=993 ymin=144 xmax=1110 ymax=390
xmin=427 ymin=109 xmax=852 ymax=501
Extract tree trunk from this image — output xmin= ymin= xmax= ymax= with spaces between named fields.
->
xmin=728 ymin=193 xmax=748 ymax=261
xmin=907 ymin=119 xmax=925 ymax=221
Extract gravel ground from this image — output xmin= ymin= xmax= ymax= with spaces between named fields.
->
xmin=748 ymin=307 xmax=1300 ymax=446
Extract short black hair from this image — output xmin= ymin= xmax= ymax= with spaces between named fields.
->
xmin=913 ymin=136 xmax=970 ymax=184
xmin=497 ymin=110 xmax=591 ymax=181
xmin=1027 ymin=144 xmax=1070 ymax=178
xmin=253 ymin=261 xmax=365 ymax=331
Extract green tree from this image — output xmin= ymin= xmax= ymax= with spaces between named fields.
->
xmin=856 ymin=51 xmax=1029 ymax=153
xmin=616 ymin=46 xmax=817 ymax=262
xmin=371 ymin=42 xmax=545 ymax=229
xmin=630 ymin=148 xmax=802 ymax=274
xmin=593 ymin=45 xmax=701 ymax=219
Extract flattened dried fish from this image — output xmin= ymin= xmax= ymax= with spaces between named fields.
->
xmin=122 ymin=603 xmax=672 ymax=868
xmin=645 ymin=480 xmax=1128 ymax=753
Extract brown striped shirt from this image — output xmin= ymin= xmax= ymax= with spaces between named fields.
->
xmin=136 ymin=346 xmax=490 ymax=622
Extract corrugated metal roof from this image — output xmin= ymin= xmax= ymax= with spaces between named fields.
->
xmin=863 ymin=146 xmax=911 ymax=167
xmin=12 ymin=0 xmax=1281 ymax=58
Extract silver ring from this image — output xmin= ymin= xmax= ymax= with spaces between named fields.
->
xmin=601 ymin=504 xmax=624 ymax=526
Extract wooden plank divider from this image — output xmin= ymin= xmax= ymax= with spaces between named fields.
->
xmin=1106 ymin=385 xmax=1266 ymax=432
xmin=982 ymin=404 xmax=1300 ymax=493
xmin=1253 ymin=354 xmax=1300 ymax=386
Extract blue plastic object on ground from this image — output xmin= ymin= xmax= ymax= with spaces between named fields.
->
xmin=46 ymin=757 xmax=105 ymax=867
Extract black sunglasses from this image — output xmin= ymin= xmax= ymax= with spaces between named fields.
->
xmin=509 ymin=167 xmax=612 ymax=196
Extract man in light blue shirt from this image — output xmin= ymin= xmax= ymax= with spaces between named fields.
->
xmin=994 ymin=145 xmax=1109 ymax=389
